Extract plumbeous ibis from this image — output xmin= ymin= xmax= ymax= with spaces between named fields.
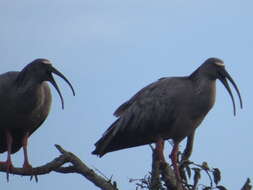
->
xmin=0 ymin=59 xmax=75 ymax=180
xmin=92 ymin=58 xmax=243 ymax=180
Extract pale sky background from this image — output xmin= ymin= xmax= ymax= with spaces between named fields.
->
xmin=0 ymin=1 xmax=252 ymax=190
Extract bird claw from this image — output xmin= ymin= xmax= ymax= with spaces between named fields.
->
xmin=22 ymin=162 xmax=38 ymax=182
xmin=23 ymin=162 xmax=33 ymax=170
xmin=30 ymin=174 xmax=39 ymax=182
xmin=0 ymin=161 xmax=14 ymax=182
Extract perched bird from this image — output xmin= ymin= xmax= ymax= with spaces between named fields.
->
xmin=0 ymin=59 xmax=75 ymax=180
xmin=92 ymin=58 xmax=242 ymax=180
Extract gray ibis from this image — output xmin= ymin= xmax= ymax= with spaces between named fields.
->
xmin=92 ymin=58 xmax=242 ymax=181
xmin=0 ymin=59 xmax=75 ymax=180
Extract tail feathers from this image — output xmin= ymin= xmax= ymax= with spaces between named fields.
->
xmin=92 ymin=119 xmax=120 ymax=157
xmin=92 ymin=119 xmax=158 ymax=156
xmin=92 ymin=133 xmax=115 ymax=157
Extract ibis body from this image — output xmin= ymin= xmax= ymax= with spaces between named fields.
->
xmin=0 ymin=72 xmax=51 ymax=154
xmin=0 ymin=59 xmax=75 ymax=180
xmin=92 ymin=58 xmax=242 ymax=180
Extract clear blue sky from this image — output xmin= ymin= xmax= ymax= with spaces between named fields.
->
xmin=0 ymin=1 xmax=252 ymax=189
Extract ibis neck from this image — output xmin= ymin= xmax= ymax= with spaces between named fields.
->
xmin=190 ymin=68 xmax=217 ymax=111
xmin=189 ymin=65 xmax=216 ymax=82
xmin=15 ymin=71 xmax=44 ymax=95
xmin=16 ymin=66 xmax=42 ymax=85
xmin=190 ymin=67 xmax=216 ymax=91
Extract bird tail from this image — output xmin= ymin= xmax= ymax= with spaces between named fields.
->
xmin=92 ymin=119 xmax=120 ymax=157
xmin=92 ymin=116 xmax=159 ymax=156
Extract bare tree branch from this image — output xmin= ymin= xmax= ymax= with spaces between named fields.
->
xmin=150 ymin=145 xmax=162 ymax=190
xmin=160 ymin=162 xmax=183 ymax=190
xmin=149 ymin=144 xmax=183 ymax=190
xmin=54 ymin=166 xmax=77 ymax=174
xmin=0 ymin=144 xmax=250 ymax=190
xmin=0 ymin=145 xmax=118 ymax=190
xmin=54 ymin=145 xmax=118 ymax=190
xmin=0 ymin=154 xmax=68 ymax=176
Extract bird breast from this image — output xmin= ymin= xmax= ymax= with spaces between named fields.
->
xmin=4 ymin=82 xmax=52 ymax=131
xmin=193 ymin=80 xmax=216 ymax=114
xmin=165 ymin=80 xmax=216 ymax=142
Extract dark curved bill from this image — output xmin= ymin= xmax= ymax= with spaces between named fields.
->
xmin=48 ymin=66 xmax=75 ymax=109
xmin=224 ymin=70 xmax=243 ymax=109
xmin=51 ymin=67 xmax=75 ymax=96
xmin=219 ymin=69 xmax=243 ymax=116
xmin=49 ymin=76 xmax=65 ymax=109
xmin=219 ymin=77 xmax=236 ymax=115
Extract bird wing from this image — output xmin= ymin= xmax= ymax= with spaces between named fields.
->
xmin=114 ymin=77 xmax=167 ymax=117
xmin=0 ymin=72 xmax=19 ymax=153
xmin=93 ymin=77 xmax=190 ymax=156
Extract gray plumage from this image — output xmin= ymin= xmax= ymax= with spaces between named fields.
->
xmin=92 ymin=58 xmax=243 ymax=157
xmin=0 ymin=59 xmax=75 ymax=180
xmin=0 ymin=71 xmax=51 ymax=154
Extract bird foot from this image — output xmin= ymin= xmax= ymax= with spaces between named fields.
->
xmin=23 ymin=162 xmax=38 ymax=182
xmin=0 ymin=161 xmax=14 ymax=182
xmin=6 ymin=161 xmax=13 ymax=182
xmin=23 ymin=162 xmax=33 ymax=170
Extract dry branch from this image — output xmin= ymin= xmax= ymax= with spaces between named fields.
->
xmin=0 ymin=145 xmax=117 ymax=190
xmin=149 ymin=144 xmax=183 ymax=190
xmin=1 ymin=144 xmax=247 ymax=190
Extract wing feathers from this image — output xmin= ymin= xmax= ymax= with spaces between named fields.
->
xmin=93 ymin=77 xmax=186 ymax=156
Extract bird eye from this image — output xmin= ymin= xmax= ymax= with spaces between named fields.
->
xmin=215 ymin=62 xmax=225 ymax=67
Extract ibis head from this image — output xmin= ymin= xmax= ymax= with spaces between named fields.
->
xmin=18 ymin=58 xmax=75 ymax=109
xmin=196 ymin=57 xmax=243 ymax=115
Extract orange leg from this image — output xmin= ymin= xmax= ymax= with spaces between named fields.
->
xmin=170 ymin=142 xmax=181 ymax=180
xmin=22 ymin=132 xmax=32 ymax=169
xmin=5 ymin=130 xmax=13 ymax=182
xmin=155 ymin=138 xmax=165 ymax=162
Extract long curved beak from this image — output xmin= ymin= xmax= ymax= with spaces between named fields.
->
xmin=49 ymin=66 xmax=75 ymax=109
xmin=218 ymin=68 xmax=243 ymax=116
